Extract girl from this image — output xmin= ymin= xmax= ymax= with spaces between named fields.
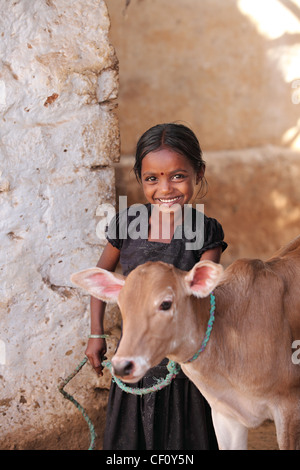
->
xmin=86 ymin=123 xmax=227 ymax=450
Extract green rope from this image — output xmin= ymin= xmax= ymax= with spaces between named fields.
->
xmin=57 ymin=357 xmax=180 ymax=450
xmin=102 ymin=359 xmax=181 ymax=395
xmin=58 ymin=356 xmax=96 ymax=450
xmin=184 ymin=293 xmax=216 ymax=363
xmin=58 ymin=293 xmax=216 ymax=450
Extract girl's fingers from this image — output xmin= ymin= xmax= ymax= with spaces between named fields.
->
xmin=94 ymin=363 xmax=104 ymax=376
xmin=92 ymin=354 xmax=107 ymax=376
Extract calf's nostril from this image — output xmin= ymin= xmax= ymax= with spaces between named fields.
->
xmin=112 ymin=359 xmax=134 ymax=377
xmin=123 ymin=361 xmax=134 ymax=376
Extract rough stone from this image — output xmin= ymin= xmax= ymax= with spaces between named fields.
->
xmin=0 ymin=0 xmax=119 ymax=450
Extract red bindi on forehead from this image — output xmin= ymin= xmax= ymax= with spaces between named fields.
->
xmin=161 ymin=172 xmax=164 ymax=175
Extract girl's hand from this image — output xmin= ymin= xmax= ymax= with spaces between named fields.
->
xmin=85 ymin=338 xmax=107 ymax=376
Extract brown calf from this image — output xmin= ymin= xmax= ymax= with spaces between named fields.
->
xmin=71 ymin=236 xmax=300 ymax=449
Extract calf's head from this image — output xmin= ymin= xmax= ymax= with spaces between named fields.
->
xmin=71 ymin=260 xmax=223 ymax=382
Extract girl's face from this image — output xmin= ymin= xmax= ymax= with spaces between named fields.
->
xmin=141 ymin=148 xmax=204 ymax=209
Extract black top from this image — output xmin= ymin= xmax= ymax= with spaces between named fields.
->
xmin=106 ymin=203 xmax=227 ymax=275
xmin=103 ymin=203 xmax=226 ymax=450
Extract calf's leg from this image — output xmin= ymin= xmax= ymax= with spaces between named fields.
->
xmin=211 ymin=409 xmax=248 ymax=450
xmin=273 ymin=401 xmax=300 ymax=450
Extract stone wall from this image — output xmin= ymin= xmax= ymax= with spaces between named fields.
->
xmin=0 ymin=0 xmax=119 ymax=449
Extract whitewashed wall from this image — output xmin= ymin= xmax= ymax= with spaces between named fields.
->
xmin=0 ymin=0 xmax=119 ymax=449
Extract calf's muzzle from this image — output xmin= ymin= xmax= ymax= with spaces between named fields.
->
xmin=111 ymin=358 xmax=135 ymax=378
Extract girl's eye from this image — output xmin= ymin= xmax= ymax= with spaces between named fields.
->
xmin=145 ymin=176 xmax=157 ymax=182
xmin=172 ymin=174 xmax=185 ymax=180
xmin=159 ymin=300 xmax=172 ymax=311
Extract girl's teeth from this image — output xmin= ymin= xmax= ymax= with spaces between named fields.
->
xmin=159 ymin=197 xmax=179 ymax=202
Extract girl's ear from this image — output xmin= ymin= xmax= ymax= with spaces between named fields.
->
xmin=184 ymin=260 xmax=223 ymax=298
xmin=71 ymin=268 xmax=125 ymax=303
xmin=196 ymin=164 xmax=206 ymax=185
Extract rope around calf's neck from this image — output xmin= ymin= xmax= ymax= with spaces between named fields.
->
xmin=102 ymin=358 xmax=181 ymax=395
xmin=57 ymin=292 xmax=216 ymax=449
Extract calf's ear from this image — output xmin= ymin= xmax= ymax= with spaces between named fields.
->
xmin=71 ymin=268 xmax=125 ymax=303
xmin=184 ymin=260 xmax=224 ymax=298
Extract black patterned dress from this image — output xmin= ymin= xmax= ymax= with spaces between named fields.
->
xmin=103 ymin=204 xmax=227 ymax=450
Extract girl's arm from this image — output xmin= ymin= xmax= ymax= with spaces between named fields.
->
xmin=85 ymin=242 xmax=120 ymax=376
xmin=200 ymin=246 xmax=222 ymax=263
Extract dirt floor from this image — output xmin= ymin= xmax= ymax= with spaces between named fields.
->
xmin=1 ymin=412 xmax=279 ymax=450
xmin=248 ymin=420 xmax=278 ymax=450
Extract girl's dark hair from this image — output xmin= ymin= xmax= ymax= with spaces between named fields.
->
xmin=133 ymin=123 xmax=205 ymax=182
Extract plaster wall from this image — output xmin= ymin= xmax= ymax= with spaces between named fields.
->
xmin=0 ymin=0 xmax=120 ymax=449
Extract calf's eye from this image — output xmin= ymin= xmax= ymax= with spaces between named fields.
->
xmin=159 ymin=300 xmax=172 ymax=311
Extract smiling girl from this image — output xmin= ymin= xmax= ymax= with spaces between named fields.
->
xmin=86 ymin=123 xmax=227 ymax=450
